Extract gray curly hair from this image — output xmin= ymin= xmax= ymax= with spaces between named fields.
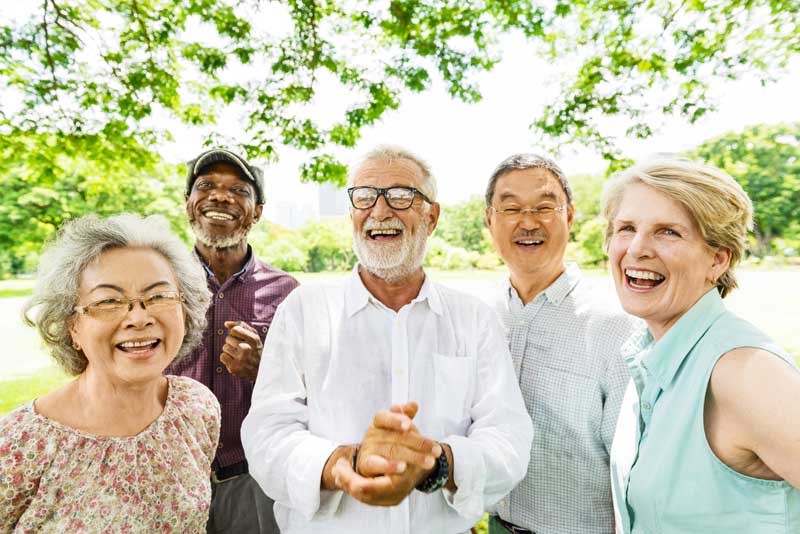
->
xmin=23 ymin=214 xmax=211 ymax=375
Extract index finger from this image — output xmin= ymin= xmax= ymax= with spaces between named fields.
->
xmin=373 ymin=410 xmax=414 ymax=432
xmin=224 ymin=321 xmax=259 ymax=339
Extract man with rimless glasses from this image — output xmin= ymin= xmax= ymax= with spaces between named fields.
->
xmin=483 ymin=154 xmax=639 ymax=534
xmin=242 ymin=146 xmax=532 ymax=533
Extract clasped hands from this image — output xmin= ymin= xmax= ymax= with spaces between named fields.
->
xmin=322 ymin=402 xmax=442 ymax=506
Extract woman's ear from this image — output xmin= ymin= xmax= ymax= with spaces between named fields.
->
xmin=709 ymin=246 xmax=732 ymax=284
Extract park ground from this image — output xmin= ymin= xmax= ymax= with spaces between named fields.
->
xmin=1 ymin=268 xmax=798 ymax=415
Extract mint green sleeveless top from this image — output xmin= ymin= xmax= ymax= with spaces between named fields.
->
xmin=610 ymin=289 xmax=800 ymax=534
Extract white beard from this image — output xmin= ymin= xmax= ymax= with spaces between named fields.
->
xmin=353 ymin=216 xmax=429 ymax=284
xmin=190 ymin=219 xmax=252 ymax=249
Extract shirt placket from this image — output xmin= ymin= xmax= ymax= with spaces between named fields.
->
xmin=390 ymin=304 xmax=412 ymax=534
xmin=501 ymin=294 xmax=545 ymax=524
xmin=211 ymin=276 xmax=235 ymax=463
xmin=624 ymin=362 xmax=661 ymax=523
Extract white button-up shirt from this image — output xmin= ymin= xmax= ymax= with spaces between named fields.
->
xmin=241 ymin=269 xmax=532 ymax=534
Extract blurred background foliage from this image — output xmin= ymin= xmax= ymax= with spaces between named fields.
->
xmin=2 ymin=122 xmax=799 ymax=278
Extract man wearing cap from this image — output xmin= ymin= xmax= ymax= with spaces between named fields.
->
xmin=166 ymin=148 xmax=299 ymax=534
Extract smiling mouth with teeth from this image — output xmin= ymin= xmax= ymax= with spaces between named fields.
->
xmin=625 ymin=268 xmax=665 ymax=289
xmin=116 ymin=339 xmax=161 ymax=353
xmin=367 ymin=228 xmax=402 ymax=240
xmin=515 ymin=239 xmax=544 ymax=247
xmin=203 ymin=210 xmax=235 ymax=221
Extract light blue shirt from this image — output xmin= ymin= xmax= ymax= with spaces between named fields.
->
xmin=487 ymin=264 xmax=638 ymax=534
xmin=611 ymin=288 xmax=800 ymax=534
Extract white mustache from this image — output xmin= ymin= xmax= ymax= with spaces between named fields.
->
xmin=363 ymin=218 xmax=405 ymax=233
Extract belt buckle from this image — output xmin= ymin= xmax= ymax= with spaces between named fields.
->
xmin=211 ymin=469 xmax=239 ymax=484
xmin=210 ymin=470 xmax=227 ymax=484
xmin=499 ymin=518 xmax=533 ymax=534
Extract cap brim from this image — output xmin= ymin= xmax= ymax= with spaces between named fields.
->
xmin=192 ymin=149 xmax=256 ymax=184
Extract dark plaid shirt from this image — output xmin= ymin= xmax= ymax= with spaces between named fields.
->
xmin=166 ymin=247 xmax=299 ymax=468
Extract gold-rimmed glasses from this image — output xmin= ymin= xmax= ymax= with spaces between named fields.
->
xmin=489 ymin=203 xmax=569 ymax=223
xmin=73 ymin=291 xmax=184 ymax=321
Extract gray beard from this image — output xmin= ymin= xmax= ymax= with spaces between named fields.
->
xmin=353 ymin=217 xmax=429 ymax=284
xmin=190 ymin=219 xmax=252 ymax=249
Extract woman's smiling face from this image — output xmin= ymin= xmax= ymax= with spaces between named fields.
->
xmin=69 ymin=247 xmax=186 ymax=384
xmin=608 ymin=182 xmax=729 ymax=340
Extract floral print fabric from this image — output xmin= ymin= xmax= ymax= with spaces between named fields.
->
xmin=0 ymin=375 xmax=220 ymax=533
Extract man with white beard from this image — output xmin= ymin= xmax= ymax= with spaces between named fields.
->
xmin=167 ymin=148 xmax=299 ymax=534
xmin=242 ymin=146 xmax=532 ymax=534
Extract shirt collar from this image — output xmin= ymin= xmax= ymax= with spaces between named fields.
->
xmin=641 ymin=288 xmax=727 ymax=389
xmin=506 ymin=262 xmax=582 ymax=308
xmin=196 ymin=245 xmax=255 ymax=283
xmin=345 ymin=264 xmax=442 ymax=317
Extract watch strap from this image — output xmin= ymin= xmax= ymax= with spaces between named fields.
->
xmin=415 ymin=445 xmax=449 ymax=493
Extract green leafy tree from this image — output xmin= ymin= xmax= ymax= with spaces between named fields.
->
xmin=689 ymin=123 xmax=800 ymax=255
xmin=300 ymin=217 xmax=355 ymax=272
xmin=568 ymin=173 xmax=605 ymax=236
xmin=3 ymin=1 xmax=797 ymax=177
xmin=436 ymin=195 xmax=488 ymax=253
xmin=0 ymin=127 xmax=186 ymax=277
xmin=574 ymin=217 xmax=607 ymax=267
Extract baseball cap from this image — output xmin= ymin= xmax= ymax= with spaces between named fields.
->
xmin=185 ymin=148 xmax=265 ymax=204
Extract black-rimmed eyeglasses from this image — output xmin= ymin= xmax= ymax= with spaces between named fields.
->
xmin=347 ymin=186 xmax=433 ymax=210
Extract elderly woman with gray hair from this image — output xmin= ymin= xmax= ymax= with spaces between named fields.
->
xmin=0 ymin=214 xmax=219 ymax=533
xmin=604 ymin=160 xmax=800 ymax=534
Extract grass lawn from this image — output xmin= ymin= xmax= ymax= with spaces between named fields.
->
xmin=0 ymin=366 xmax=71 ymax=414
xmin=0 ymin=278 xmax=35 ymax=298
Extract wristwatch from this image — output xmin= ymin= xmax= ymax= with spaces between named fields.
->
xmin=415 ymin=444 xmax=449 ymax=493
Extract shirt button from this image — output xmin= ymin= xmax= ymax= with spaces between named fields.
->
xmin=218 ymin=292 xmax=224 ymax=299
xmin=642 ymin=402 xmax=652 ymax=410
xmin=217 ymin=329 xmax=224 ymax=336
xmin=216 ymin=366 xmax=224 ymax=374
xmin=262 ymin=326 xmax=268 ymax=333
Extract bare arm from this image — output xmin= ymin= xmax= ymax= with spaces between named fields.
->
xmin=706 ymin=347 xmax=800 ymax=487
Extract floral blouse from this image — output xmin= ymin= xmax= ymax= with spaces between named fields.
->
xmin=0 ymin=375 xmax=220 ymax=534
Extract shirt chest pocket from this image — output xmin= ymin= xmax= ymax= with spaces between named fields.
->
xmin=433 ymin=353 xmax=476 ymax=431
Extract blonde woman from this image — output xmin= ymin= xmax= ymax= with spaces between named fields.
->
xmin=603 ymin=160 xmax=800 ymax=534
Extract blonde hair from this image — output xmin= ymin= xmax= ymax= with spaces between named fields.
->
xmin=601 ymin=159 xmax=753 ymax=298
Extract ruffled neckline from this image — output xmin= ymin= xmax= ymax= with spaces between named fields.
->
xmin=27 ymin=375 xmax=177 ymax=442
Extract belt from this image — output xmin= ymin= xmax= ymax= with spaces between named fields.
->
xmin=211 ymin=460 xmax=248 ymax=483
xmin=496 ymin=517 xmax=535 ymax=534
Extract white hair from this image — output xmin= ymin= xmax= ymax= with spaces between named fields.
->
xmin=348 ymin=145 xmax=438 ymax=202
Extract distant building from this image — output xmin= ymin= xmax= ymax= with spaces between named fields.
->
xmin=272 ymin=201 xmax=316 ymax=229
xmin=265 ymin=182 xmax=348 ymax=229
xmin=318 ymin=182 xmax=349 ymax=219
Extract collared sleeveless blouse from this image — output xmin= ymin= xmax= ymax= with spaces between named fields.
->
xmin=610 ymin=289 xmax=800 ymax=534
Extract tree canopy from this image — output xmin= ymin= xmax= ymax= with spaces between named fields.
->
xmin=2 ymin=0 xmax=798 ymax=178
xmin=689 ymin=122 xmax=800 ymax=254
xmin=0 ymin=128 xmax=187 ymax=276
